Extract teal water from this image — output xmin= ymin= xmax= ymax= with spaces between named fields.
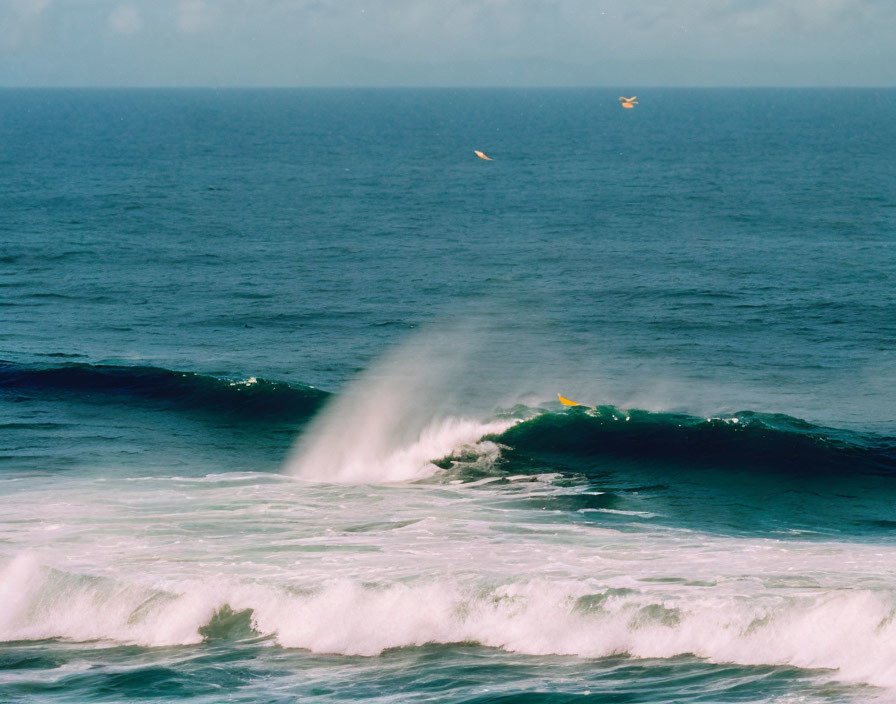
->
xmin=1 ymin=88 xmax=896 ymax=702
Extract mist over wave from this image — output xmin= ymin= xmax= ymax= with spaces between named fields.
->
xmin=284 ymin=324 xmax=519 ymax=483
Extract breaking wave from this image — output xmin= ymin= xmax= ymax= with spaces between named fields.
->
xmin=3 ymin=360 xmax=894 ymax=480
xmin=3 ymin=554 xmax=896 ymax=689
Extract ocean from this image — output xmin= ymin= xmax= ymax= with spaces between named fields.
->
xmin=1 ymin=87 xmax=896 ymax=703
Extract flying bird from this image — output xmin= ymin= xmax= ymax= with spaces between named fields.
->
xmin=619 ymin=96 xmax=638 ymax=109
xmin=473 ymin=150 xmax=492 ymax=160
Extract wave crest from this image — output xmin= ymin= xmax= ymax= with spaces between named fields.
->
xmin=0 ymin=360 xmax=325 ymax=420
xmin=495 ymin=406 xmax=896 ymax=476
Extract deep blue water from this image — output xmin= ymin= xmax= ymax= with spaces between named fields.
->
xmin=1 ymin=88 xmax=896 ymax=703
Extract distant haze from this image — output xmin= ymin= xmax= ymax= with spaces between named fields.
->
xmin=2 ymin=0 xmax=895 ymax=87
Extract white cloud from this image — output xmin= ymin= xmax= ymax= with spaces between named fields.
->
xmin=108 ymin=4 xmax=143 ymax=36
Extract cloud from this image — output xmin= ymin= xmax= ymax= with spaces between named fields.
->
xmin=1 ymin=0 xmax=52 ymax=50
xmin=108 ymin=4 xmax=143 ymax=36
xmin=2 ymin=0 xmax=895 ymax=85
xmin=176 ymin=0 xmax=214 ymax=33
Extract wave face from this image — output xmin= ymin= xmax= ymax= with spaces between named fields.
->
xmin=495 ymin=407 xmax=896 ymax=477
xmin=0 ymin=361 xmax=326 ymax=421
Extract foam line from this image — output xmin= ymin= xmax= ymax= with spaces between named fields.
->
xmin=4 ymin=555 xmax=896 ymax=689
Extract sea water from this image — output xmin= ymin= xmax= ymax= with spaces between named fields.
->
xmin=1 ymin=88 xmax=896 ymax=702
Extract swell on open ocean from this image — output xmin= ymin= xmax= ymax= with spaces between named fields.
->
xmin=2 ymin=88 xmax=896 ymax=703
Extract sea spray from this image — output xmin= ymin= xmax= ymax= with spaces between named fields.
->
xmin=284 ymin=324 xmax=517 ymax=483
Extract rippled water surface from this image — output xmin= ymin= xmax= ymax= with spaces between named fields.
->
xmin=2 ymin=88 xmax=896 ymax=702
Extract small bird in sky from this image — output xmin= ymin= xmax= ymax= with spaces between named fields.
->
xmin=619 ymin=96 xmax=638 ymax=108
xmin=473 ymin=150 xmax=492 ymax=160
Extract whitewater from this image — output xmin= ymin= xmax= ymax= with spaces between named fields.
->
xmin=4 ymin=454 xmax=896 ymax=691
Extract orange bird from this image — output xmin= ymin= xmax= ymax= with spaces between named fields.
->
xmin=619 ymin=96 xmax=638 ymax=109
xmin=473 ymin=150 xmax=492 ymax=160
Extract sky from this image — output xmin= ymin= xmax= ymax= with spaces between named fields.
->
xmin=1 ymin=0 xmax=895 ymax=87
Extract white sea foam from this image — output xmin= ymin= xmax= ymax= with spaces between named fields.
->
xmin=579 ymin=508 xmax=658 ymax=517
xmin=4 ymin=553 xmax=896 ymax=689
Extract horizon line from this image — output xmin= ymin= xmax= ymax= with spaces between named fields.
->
xmin=1 ymin=84 xmax=894 ymax=90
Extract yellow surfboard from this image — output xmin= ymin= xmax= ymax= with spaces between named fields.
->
xmin=474 ymin=150 xmax=492 ymax=160
xmin=558 ymin=394 xmax=580 ymax=407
